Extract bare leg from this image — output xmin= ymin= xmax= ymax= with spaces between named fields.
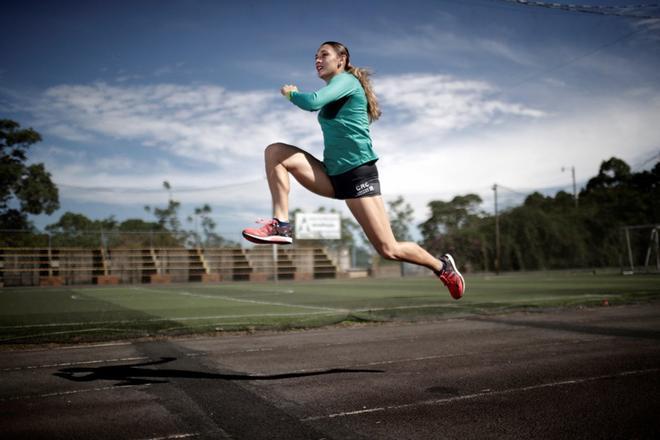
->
xmin=264 ymin=143 xmax=335 ymax=221
xmin=346 ymin=196 xmax=443 ymax=273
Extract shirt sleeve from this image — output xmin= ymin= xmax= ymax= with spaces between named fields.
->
xmin=289 ymin=74 xmax=355 ymax=111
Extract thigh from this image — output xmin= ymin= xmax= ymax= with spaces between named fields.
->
xmin=268 ymin=143 xmax=335 ymax=198
xmin=345 ymin=196 xmax=397 ymax=248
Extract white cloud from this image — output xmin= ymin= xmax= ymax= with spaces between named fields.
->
xmin=33 ymin=73 xmax=539 ymax=191
xmin=372 ymin=73 xmax=545 ymax=155
xmin=38 ymin=82 xmax=311 ymax=167
xmin=634 ymin=18 xmax=660 ymax=40
xmin=377 ymin=74 xmax=545 ymax=124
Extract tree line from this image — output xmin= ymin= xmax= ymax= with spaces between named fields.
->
xmin=2 ymin=119 xmax=658 ymax=270
xmin=417 ymin=157 xmax=659 ymax=271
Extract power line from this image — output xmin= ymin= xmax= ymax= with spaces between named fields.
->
xmin=492 ymin=1 xmax=660 ymax=19
xmin=633 ymin=150 xmax=660 ymax=170
xmin=503 ymin=25 xmax=646 ymax=89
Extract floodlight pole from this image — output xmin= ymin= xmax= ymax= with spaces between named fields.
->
xmin=625 ymin=227 xmax=634 ymax=273
xmin=493 ymin=184 xmax=501 ymax=275
xmin=562 ymin=166 xmax=578 ymax=208
xmin=273 ymin=244 xmax=279 ymax=283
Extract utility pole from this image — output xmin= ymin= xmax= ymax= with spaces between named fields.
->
xmin=562 ymin=166 xmax=578 ymax=208
xmin=492 ymin=184 xmax=500 ymax=275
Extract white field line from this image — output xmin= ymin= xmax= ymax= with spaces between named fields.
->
xmin=177 ymin=286 xmax=297 ymax=295
xmin=86 ymin=285 xmax=348 ymax=312
xmin=301 ymin=367 xmax=660 ymax=421
xmin=1 ymin=356 xmax=149 ymax=372
xmin=175 ymin=290 xmax=348 ymax=313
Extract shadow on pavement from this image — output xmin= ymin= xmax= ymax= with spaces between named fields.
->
xmin=53 ymin=357 xmax=384 ymax=386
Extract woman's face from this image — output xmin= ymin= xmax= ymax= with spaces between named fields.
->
xmin=315 ymin=44 xmax=345 ymax=81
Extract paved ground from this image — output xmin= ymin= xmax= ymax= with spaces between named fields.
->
xmin=1 ymin=303 xmax=659 ymax=439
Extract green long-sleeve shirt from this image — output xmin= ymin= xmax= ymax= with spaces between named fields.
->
xmin=289 ymin=72 xmax=378 ymax=176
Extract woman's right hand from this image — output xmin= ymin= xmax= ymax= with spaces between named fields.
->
xmin=281 ymin=84 xmax=299 ymax=97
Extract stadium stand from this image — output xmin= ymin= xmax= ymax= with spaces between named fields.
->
xmin=202 ymin=248 xmax=253 ymax=281
xmin=0 ymin=246 xmax=340 ymax=287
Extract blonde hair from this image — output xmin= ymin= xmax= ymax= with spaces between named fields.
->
xmin=321 ymin=41 xmax=382 ymax=123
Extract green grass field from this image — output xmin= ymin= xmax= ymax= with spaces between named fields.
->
xmin=1 ymin=271 xmax=659 ymax=345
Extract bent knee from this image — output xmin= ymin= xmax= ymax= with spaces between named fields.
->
xmin=264 ymin=142 xmax=285 ymax=158
xmin=375 ymin=242 xmax=399 ymax=261
xmin=265 ymin=143 xmax=299 ymax=166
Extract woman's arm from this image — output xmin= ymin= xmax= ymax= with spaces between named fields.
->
xmin=284 ymin=74 xmax=355 ymax=111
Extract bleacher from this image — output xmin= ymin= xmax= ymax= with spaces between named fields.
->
xmin=201 ymin=248 xmax=253 ymax=281
xmin=0 ymin=246 xmax=341 ymax=287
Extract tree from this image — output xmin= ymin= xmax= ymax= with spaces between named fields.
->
xmin=118 ymin=218 xmax=163 ymax=232
xmin=45 ymin=212 xmax=117 ymax=248
xmin=0 ymin=119 xmax=59 ymax=229
xmin=387 ymin=196 xmax=414 ymax=242
xmin=116 ymin=218 xmax=173 ymax=247
xmin=584 ymin=157 xmax=631 ymax=191
xmin=578 ymin=157 xmax=660 ymax=266
xmin=144 ymin=181 xmax=187 ymax=245
xmin=419 ymin=194 xmax=483 ymax=256
xmin=45 ymin=213 xmax=183 ymax=248
xmin=187 ymin=204 xmax=233 ymax=247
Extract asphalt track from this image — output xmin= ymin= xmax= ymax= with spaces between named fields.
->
xmin=1 ymin=303 xmax=659 ymax=439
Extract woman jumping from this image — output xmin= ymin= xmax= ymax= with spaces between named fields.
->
xmin=242 ymin=41 xmax=464 ymax=299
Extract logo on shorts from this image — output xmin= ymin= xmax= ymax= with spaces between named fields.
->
xmin=355 ymin=182 xmax=375 ymax=196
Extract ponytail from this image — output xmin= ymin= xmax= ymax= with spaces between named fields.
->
xmin=347 ymin=65 xmax=382 ymax=123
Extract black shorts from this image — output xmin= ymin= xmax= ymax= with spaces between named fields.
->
xmin=329 ymin=160 xmax=381 ymax=200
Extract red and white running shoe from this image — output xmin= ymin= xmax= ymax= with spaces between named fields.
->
xmin=438 ymin=254 xmax=465 ymax=300
xmin=242 ymin=218 xmax=293 ymax=245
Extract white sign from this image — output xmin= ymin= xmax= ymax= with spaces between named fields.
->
xmin=295 ymin=213 xmax=341 ymax=240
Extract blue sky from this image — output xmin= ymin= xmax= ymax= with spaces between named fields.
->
xmin=2 ymin=0 xmax=659 ymax=242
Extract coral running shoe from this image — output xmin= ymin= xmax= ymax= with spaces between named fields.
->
xmin=438 ymin=254 xmax=465 ymax=300
xmin=242 ymin=218 xmax=293 ymax=245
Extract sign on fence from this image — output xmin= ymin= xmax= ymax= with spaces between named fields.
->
xmin=295 ymin=213 xmax=341 ymax=240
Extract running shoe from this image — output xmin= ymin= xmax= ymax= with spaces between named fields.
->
xmin=438 ymin=254 xmax=465 ymax=300
xmin=242 ymin=218 xmax=293 ymax=245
